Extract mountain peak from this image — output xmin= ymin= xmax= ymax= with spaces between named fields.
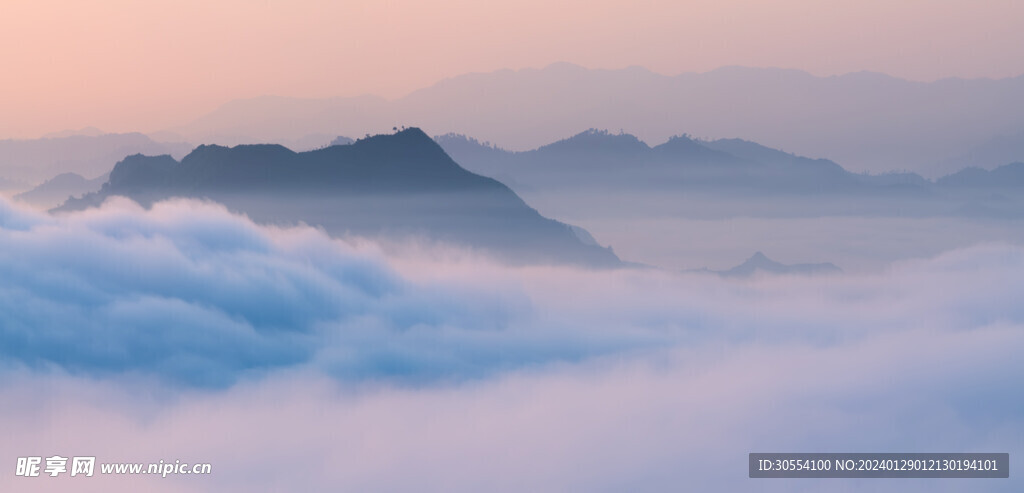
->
xmin=651 ymin=134 xmax=738 ymax=163
xmin=59 ymin=130 xmax=621 ymax=266
xmin=735 ymin=251 xmax=782 ymax=271
xmin=107 ymin=153 xmax=178 ymax=189
xmin=178 ymin=144 xmax=296 ymax=174
xmin=721 ymin=252 xmax=841 ymax=277
xmin=537 ymin=128 xmax=649 ymax=155
xmin=353 ymin=127 xmax=444 ymax=152
xmin=334 ymin=128 xmax=469 ymax=177
xmin=937 ymin=161 xmax=1024 ymax=188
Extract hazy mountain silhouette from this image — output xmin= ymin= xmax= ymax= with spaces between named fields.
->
xmin=438 ymin=129 xmax=878 ymax=194
xmin=58 ymin=128 xmax=620 ymax=266
xmin=14 ymin=172 xmax=108 ymax=209
xmin=936 ymin=162 xmax=1024 ymax=188
xmin=653 ymin=135 xmax=739 ymax=164
xmin=537 ymin=129 xmax=650 ymax=158
xmin=932 ymin=132 xmax=1024 ymax=177
xmin=168 ymin=63 xmax=1024 ymax=174
xmin=329 ymin=135 xmax=354 ymax=146
xmin=701 ymin=138 xmax=836 ymax=169
xmin=702 ymin=252 xmax=842 ymax=277
xmin=0 ymin=132 xmax=192 ymax=185
xmin=436 ymin=129 xmax=1024 ymax=220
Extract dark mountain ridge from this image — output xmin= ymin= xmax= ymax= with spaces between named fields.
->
xmin=59 ymin=128 xmax=620 ymax=266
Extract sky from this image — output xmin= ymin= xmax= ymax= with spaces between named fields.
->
xmin=2 ymin=0 xmax=1023 ymax=138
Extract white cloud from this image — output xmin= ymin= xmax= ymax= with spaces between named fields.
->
xmin=0 ymin=196 xmax=640 ymax=385
xmin=0 ymin=196 xmax=1021 ymax=491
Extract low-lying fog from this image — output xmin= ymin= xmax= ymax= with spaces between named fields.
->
xmin=1 ymin=195 xmax=1021 ymax=492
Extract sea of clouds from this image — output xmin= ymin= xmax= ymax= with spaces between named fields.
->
xmin=0 ymin=196 xmax=1021 ymax=492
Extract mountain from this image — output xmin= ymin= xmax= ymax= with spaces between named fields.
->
xmin=536 ymin=129 xmax=650 ymax=158
xmin=701 ymin=138 xmax=831 ymax=168
xmin=653 ymin=135 xmax=739 ymax=164
xmin=435 ymin=129 xmax=1024 ymax=220
xmin=932 ymin=132 xmax=1024 ymax=177
xmin=329 ymin=136 xmax=355 ymax=146
xmin=14 ymin=172 xmax=108 ymax=209
xmin=718 ymin=252 xmax=841 ymax=277
xmin=58 ymin=128 xmax=620 ymax=266
xmin=167 ymin=63 xmax=1024 ymax=174
xmin=0 ymin=132 xmax=192 ymax=185
xmin=439 ymin=129 xmax=1024 ymax=221
xmin=936 ymin=162 xmax=1024 ymax=188
xmin=438 ymin=129 xmax=875 ymax=194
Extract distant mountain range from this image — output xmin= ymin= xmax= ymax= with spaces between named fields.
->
xmin=688 ymin=252 xmax=842 ymax=277
xmin=933 ymin=132 xmax=1024 ymax=177
xmin=0 ymin=132 xmax=192 ymax=185
xmin=433 ymin=129 xmax=1024 ymax=219
xmin=58 ymin=129 xmax=620 ymax=266
xmin=936 ymin=162 xmax=1024 ymax=188
xmin=14 ymin=172 xmax=108 ymax=209
xmin=436 ymin=129 xmax=864 ymax=194
xmin=163 ymin=63 xmax=1024 ymax=175
xmin=20 ymin=127 xmax=1022 ymax=223
xmin=436 ymin=129 xmax=1013 ymax=193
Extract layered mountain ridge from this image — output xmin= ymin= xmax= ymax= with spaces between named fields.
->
xmin=59 ymin=128 xmax=620 ymax=266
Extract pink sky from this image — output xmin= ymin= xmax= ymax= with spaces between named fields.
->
xmin=1 ymin=0 xmax=1021 ymax=138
